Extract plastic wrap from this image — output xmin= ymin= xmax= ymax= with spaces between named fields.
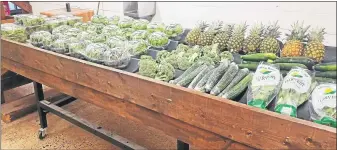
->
xmin=247 ymin=62 xmax=283 ymax=109
xmin=91 ymin=15 xmax=109 ymax=25
xmin=90 ymin=34 xmax=106 ymax=43
xmin=147 ymin=31 xmax=170 ymax=49
xmin=64 ymin=28 xmax=82 ymax=37
xmin=118 ymin=16 xmax=134 ymax=28
xmin=126 ymin=40 xmax=149 ymax=56
xmin=87 ymin=23 xmax=105 ymax=34
xmin=132 ymin=19 xmax=149 ymax=30
xmin=118 ymin=28 xmax=135 ymax=39
xmin=52 ymin=25 xmax=71 ymax=34
xmin=29 ymin=31 xmax=52 ymax=48
xmin=106 ymin=36 xmax=126 ymax=48
xmin=147 ymin=22 xmax=165 ymax=33
xmin=1 ymin=23 xmax=27 ymax=43
xmin=101 ymin=25 xmax=120 ymax=38
xmin=77 ymin=31 xmax=95 ymax=41
xmin=22 ymin=15 xmax=47 ymax=27
xmin=276 ymin=67 xmax=317 ymax=117
xmin=309 ymin=82 xmax=336 ymax=128
xmin=83 ymin=43 xmax=110 ymax=62
xmin=50 ymin=39 xmax=68 ymax=53
xmin=108 ymin=15 xmax=120 ymax=25
xmin=74 ymin=22 xmax=89 ymax=31
xmin=43 ymin=19 xmax=68 ymax=32
xmin=64 ymin=16 xmax=83 ymax=26
xmin=164 ymin=23 xmax=184 ymax=39
xmin=101 ymin=47 xmax=131 ymax=68
xmin=130 ymin=30 xmax=149 ymax=40
xmin=13 ymin=14 xmax=31 ymax=25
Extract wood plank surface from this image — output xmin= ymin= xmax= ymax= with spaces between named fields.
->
xmin=1 ymin=57 xmax=248 ymax=150
xmin=2 ymin=39 xmax=336 ymax=149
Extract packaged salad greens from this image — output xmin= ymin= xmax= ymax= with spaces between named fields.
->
xmin=91 ymin=15 xmax=109 ymax=25
xmin=29 ymin=31 xmax=52 ymax=48
xmin=106 ymin=36 xmax=126 ymax=48
xmin=130 ymin=30 xmax=149 ymax=40
xmin=101 ymin=47 xmax=131 ymax=68
xmin=108 ymin=15 xmax=120 ymax=25
xmin=21 ymin=15 xmax=47 ymax=26
xmin=309 ymin=81 xmax=336 ymax=128
xmin=126 ymin=40 xmax=149 ymax=56
xmin=1 ymin=23 xmax=27 ymax=43
xmin=247 ymin=62 xmax=282 ymax=109
xmin=50 ymin=39 xmax=68 ymax=53
xmin=275 ymin=67 xmax=317 ymax=117
xmin=52 ymin=25 xmax=71 ymax=34
xmin=74 ymin=22 xmax=89 ymax=31
xmin=131 ymin=19 xmax=149 ymax=30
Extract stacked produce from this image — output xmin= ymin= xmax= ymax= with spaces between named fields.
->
xmin=212 ymin=24 xmax=234 ymax=51
xmin=243 ymin=23 xmax=264 ymax=54
xmin=259 ymin=21 xmax=281 ymax=54
xmin=185 ymin=21 xmax=208 ymax=46
xmin=197 ymin=21 xmax=223 ymax=46
xmin=313 ymin=62 xmax=337 ymax=81
xmin=228 ymin=22 xmax=248 ymax=53
xmin=304 ymin=27 xmax=326 ymax=63
xmin=281 ymin=21 xmax=310 ymax=57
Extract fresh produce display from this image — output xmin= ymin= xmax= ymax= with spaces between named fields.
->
xmin=13 ymin=14 xmax=31 ymax=25
xmin=74 ymin=22 xmax=89 ymax=31
xmin=106 ymin=36 xmax=126 ymax=48
xmin=21 ymin=15 xmax=47 ymax=27
xmin=169 ymin=61 xmax=204 ymax=84
xmin=276 ymin=68 xmax=317 ymax=117
xmin=155 ymin=61 xmax=175 ymax=82
xmin=164 ymin=23 xmax=184 ymax=38
xmin=281 ymin=21 xmax=310 ymax=57
xmin=185 ymin=21 xmax=208 ymax=46
xmin=176 ymin=65 xmax=208 ymax=87
xmin=64 ymin=28 xmax=82 ymax=38
xmin=304 ymin=27 xmax=326 ymax=63
xmin=52 ymin=25 xmax=71 ymax=35
xmin=68 ymin=41 xmax=88 ymax=54
xmin=108 ymin=15 xmax=120 ymax=25
xmin=119 ymin=28 xmax=136 ymax=39
xmin=274 ymin=57 xmax=315 ymax=69
xmin=147 ymin=32 xmax=169 ymax=48
xmin=132 ymin=19 xmax=149 ymax=30
xmin=205 ymin=60 xmax=230 ymax=92
xmin=188 ymin=66 xmax=215 ymax=89
xmin=194 ymin=69 xmax=215 ymax=92
xmin=313 ymin=62 xmax=337 ymax=71
xmin=29 ymin=31 xmax=52 ymax=48
xmin=101 ymin=47 xmax=131 ymax=68
xmin=131 ymin=30 xmax=149 ymax=40
xmin=228 ymin=22 xmax=248 ymax=53
xmin=219 ymin=51 xmax=234 ymax=62
xmin=139 ymin=56 xmax=158 ymax=78
xmin=43 ymin=19 xmax=68 ymax=32
xmin=212 ymin=24 xmax=234 ymax=51
xmin=197 ymin=21 xmax=223 ymax=46
xmin=91 ymin=15 xmax=109 ymax=25
xmin=315 ymin=71 xmax=336 ymax=79
xmin=50 ymin=39 xmax=68 ymax=53
xmin=211 ymin=62 xmax=239 ymax=95
xmin=101 ymin=25 xmax=121 ymax=38
xmin=309 ymin=82 xmax=336 ymax=127
xmin=243 ymin=23 xmax=264 ymax=53
xmin=241 ymin=53 xmax=277 ymax=61
xmin=118 ymin=16 xmax=134 ymax=28
xmin=87 ymin=23 xmax=105 ymax=34
xmin=219 ymin=68 xmax=249 ymax=96
xmin=1 ymin=23 xmax=27 ymax=42
xmin=90 ymin=33 xmax=106 ymax=43
xmin=64 ymin=16 xmax=82 ymax=26
xmin=147 ymin=22 xmax=165 ymax=33
xmin=259 ymin=21 xmax=281 ymax=54
xmin=126 ymin=40 xmax=148 ymax=56
xmin=247 ymin=62 xmax=282 ymax=109
xmin=222 ymin=73 xmax=254 ymax=99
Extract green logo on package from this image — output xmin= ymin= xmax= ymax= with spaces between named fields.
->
xmin=260 ymin=69 xmax=272 ymax=75
xmin=324 ymin=88 xmax=336 ymax=95
xmin=291 ymin=72 xmax=303 ymax=78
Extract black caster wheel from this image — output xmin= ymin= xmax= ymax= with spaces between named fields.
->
xmin=38 ymin=128 xmax=47 ymax=140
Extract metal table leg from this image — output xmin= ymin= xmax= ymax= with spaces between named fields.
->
xmin=177 ymin=140 xmax=189 ymax=150
xmin=33 ymin=82 xmax=47 ymax=139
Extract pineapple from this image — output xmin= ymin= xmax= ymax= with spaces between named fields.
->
xmin=185 ymin=21 xmax=208 ymax=46
xmin=227 ymin=22 xmax=248 ymax=53
xmin=197 ymin=21 xmax=223 ymax=46
xmin=304 ymin=27 xmax=326 ymax=63
xmin=212 ymin=24 xmax=234 ymax=51
xmin=243 ymin=23 xmax=264 ymax=53
xmin=281 ymin=21 xmax=310 ymax=57
xmin=259 ymin=21 xmax=281 ymax=54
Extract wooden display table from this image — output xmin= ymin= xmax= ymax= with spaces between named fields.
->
xmin=1 ymin=38 xmax=336 ymax=149
xmin=40 ymin=8 xmax=94 ymax=22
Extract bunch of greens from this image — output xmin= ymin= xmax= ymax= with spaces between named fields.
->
xmin=118 ymin=28 xmax=135 ymax=39
xmin=147 ymin=22 xmax=165 ymax=33
xmin=139 ymin=55 xmax=158 ymax=78
xmin=155 ymin=61 xmax=175 ymax=82
xmin=164 ymin=23 xmax=184 ymax=38
xmin=68 ymin=41 xmax=89 ymax=54
xmin=101 ymin=25 xmax=120 ymax=38
xmin=43 ymin=19 xmax=68 ymax=32
xmin=84 ymin=43 xmax=110 ymax=60
xmin=108 ymin=15 xmax=120 ymax=25
xmin=74 ymin=22 xmax=89 ymax=31
xmin=102 ymin=46 xmax=131 ymax=68
xmin=29 ymin=31 xmax=52 ymax=48
xmin=22 ymin=15 xmax=47 ymax=26
xmin=64 ymin=16 xmax=82 ymax=26
xmin=118 ymin=16 xmax=134 ymax=28
xmin=77 ymin=31 xmax=95 ymax=41
xmin=64 ymin=28 xmax=82 ymax=37
xmin=126 ymin=40 xmax=148 ymax=56
xmin=13 ymin=14 xmax=31 ymax=25
xmin=131 ymin=19 xmax=149 ymax=30
xmin=1 ymin=23 xmax=27 ymax=42
xmin=52 ymin=25 xmax=71 ymax=34
xmin=50 ymin=39 xmax=68 ymax=53
xmin=91 ymin=15 xmax=109 ymax=25
xmin=90 ymin=34 xmax=106 ymax=43
xmin=106 ymin=36 xmax=126 ymax=48
xmin=87 ymin=23 xmax=105 ymax=34
xmin=130 ymin=30 xmax=149 ymax=40
xmin=147 ymin=32 xmax=169 ymax=48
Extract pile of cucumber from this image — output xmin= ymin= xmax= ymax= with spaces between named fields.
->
xmin=313 ymin=62 xmax=337 ymax=82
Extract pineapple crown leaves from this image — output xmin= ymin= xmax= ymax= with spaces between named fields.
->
xmin=232 ymin=22 xmax=248 ymax=36
xmin=285 ymin=21 xmax=310 ymax=42
xmin=219 ymin=23 xmax=235 ymax=33
xmin=206 ymin=21 xmax=224 ymax=33
xmin=308 ymin=27 xmax=326 ymax=42
xmin=263 ymin=21 xmax=281 ymax=38
xmin=195 ymin=21 xmax=209 ymax=32
xmin=248 ymin=22 xmax=264 ymax=37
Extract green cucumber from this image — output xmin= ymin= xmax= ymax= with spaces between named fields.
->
xmin=275 ymin=63 xmax=307 ymax=70
xmin=241 ymin=53 xmax=277 ymax=61
xmin=169 ymin=61 xmax=203 ymax=84
xmin=205 ymin=61 xmax=230 ymax=92
xmin=177 ymin=65 xmax=208 ymax=87
xmin=238 ymin=63 xmax=259 ymax=71
xmin=274 ymin=57 xmax=315 ymax=69
xmin=313 ymin=62 xmax=337 ymax=71
xmin=219 ymin=68 xmax=249 ymax=96
xmin=194 ymin=69 xmax=216 ymax=92
xmin=188 ymin=66 xmax=214 ymax=89
xmin=314 ymin=77 xmax=336 ymax=83
xmin=315 ymin=71 xmax=337 ymax=79
xmin=210 ymin=63 xmax=239 ymax=96
xmin=242 ymin=61 xmax=261 ymax=64
xmin=222 ymin=73 xmax=253 ymax=100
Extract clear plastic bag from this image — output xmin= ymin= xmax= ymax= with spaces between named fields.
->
xmin=118 ymin=16 xmax=134 ymax=28
xmin=102 ymin=47 xmax=131 ymax=68
xmin=87 ymin=23 xmax=105 ymax=34
xmin=91 ymin=15 xmax=109 ymax=25
xmin=43 ymin=19 xmax=68 ymax=32
xmin=74 ymin=22 xmax=89 ymax=31
xmin=90 ymin=34 xmax=106 ymax=43
xmin=131 ymin=19 xmax=149 ymax=30
xmin=147 ymin=22 xmax=165 ymax=33
xmin=1 ymin=23 xmax=27 ymax=42
xmin=108 ymin=15 xmax=120 ymax=25
xmin=118 ymin=28 xmax=135 ymax=39
xmin=64 ymin=28 xmax=82 ymax=37
xmin=22 ymin=15 xmax=47 ymax=27
xmin=164 ymin=23 xmax=184 ymax=39
xmin=101 ymin=25 xmax=120 ymax=38
xmin=64 ymin=16 xmax=83 ymax=26
xmin=147 ymin=31 xmax=170 ymax=49
xmin=247 ymin=62 xmax=283 ymax=109
xmin=82 ymin=43 xmax=110 ymax=63
xmin=106 ymin=36 xmax=126 ymax=48
xmin=50 ymin=39 xmax=68 ymax=53
xmin=309 ymin=82 xmax=336 ymax=128
xmin=77 ymin=31 xmax=94 ymax=41
xmin=126 ymin=40 xmax=149 ymax=57
xmin=52 ymin=25 xmax=71 ymax=34
xmin=29 ymin=31 xmax=52 ymax=48
xmin=13 ymin=14 xmax=31 ymax=25
xmin=130 ymin=30 xmax=149 ymax=40
xmin=275 ymin=67 xmax=317 ymax=117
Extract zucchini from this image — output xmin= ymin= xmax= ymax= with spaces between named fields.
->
xmin=314 ymin=77 xmax=336 ymax=83
xmin=275 ymin=63 xmax=307 ymax=70
xmin=241 ymin=53 xmax=277 ymax=61
xmin=222 ymin=73 xmax=253 ymax=100
xmin=177 ymin=65 xmax=208 ymax=87
xmin=238 ymin=63 xmax=259 ymax=71
xmin=219 ymin=68 xmax=249 ymax=96
xmin=169 ymin=61 xmax=203 ymax=84
xmin=210 ymin=63 xmax=239 ymax=96
xmin=204 ymin=61 xmax=230 ymax=92
xmin=313 ymin=62 xmax=337 ymax=71
xmin=242 ymin=61 xmax=261 ymax=64
xmin=274 ymin=57 xmax=315 ymax=69
xmin=315 ymin=71 xmax=337 ymax=79
xmin=188 ymin=66 xmax=214 ymax=89
xmin=194 ymin=69 xmax=216 ymax=92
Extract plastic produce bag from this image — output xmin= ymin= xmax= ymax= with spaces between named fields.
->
xmin=50 ymin=39 xmax=68 ymax=53
xmin=147 ymin=22 xmax=165 ymax=33
xmin=132 ymin=19 xmax=149 ymax=30
xmin=52 ymin=25 xmax=71 ymax=34
xmin=126 ymin=40 xmax=149 ymax=56
xmin=164 ymin=23 xmax=184 ymax=40
xmin=64 ymin=28 xmax=82 ymax=37
xmin=13 ymin=14 xmax=31 ymax=25
xmin=64 ymin=16 xmax=82 ymax=26
xmin=74 ymin=22 xmax=89 ymax=31
xmin=101 ymin=47 xmax=131 ymax=68
xmin=106 ymin=36 xmax=126 ymax=48
xmin=101 ymin=25 xmax=120 ymax=38
xmin=77 ymin=31 xmax=95 ymax=41
xmin=22 ymin=15 xmax=47 ymax=26
xmin=276 ymin=67 xmax=317 ymax=117
xmin=118 ymin=16 xmax=134 ymax=28
xmin=43 ymin=19 xmax=68 ymax=32
xmin=87 ymin=23 xmax=105 ymax=34
xmin=91 ymin=15 xmax=109 ymax=25
xmin=118 ymin=28 xmax=135 ymax=39
xmin=309 ymin=82 xmax=336 ymax=128
xmin=147 ymin=31 xmax=170 ymax=49
xmin=82 ymin=43 xmax=110 ymax=63
xmin=1 ymin=23 xmax=27 ymax=42
xmin=247 ymin=62 xmax=282 ymax=109
xmin=29 ymin=31 xmax=52 ymax=48
xmin=108 ymin=15 xmax=120 ymax=25
xmin=130 ymin=30 xmax=149 ymax=40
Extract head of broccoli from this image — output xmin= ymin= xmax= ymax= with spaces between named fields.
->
xmin=139 ymin=56 xmax=158 ymax=78
xmin=155 ymin=61 xmax=175 ymax=82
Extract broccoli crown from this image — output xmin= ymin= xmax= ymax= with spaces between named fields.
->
xmin=155 ymin=61 xmax=175 ymax=82
xmin=139 ymin=56 xmax=158 ymax=78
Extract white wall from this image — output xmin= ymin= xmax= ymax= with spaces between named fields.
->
xmin=31 ymin=2 xmax=336 ymax=46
